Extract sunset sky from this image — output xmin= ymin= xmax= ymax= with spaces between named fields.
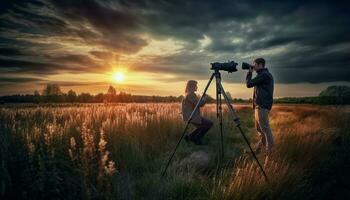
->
xmin=0 ymin=0 xmax=349 ymax=98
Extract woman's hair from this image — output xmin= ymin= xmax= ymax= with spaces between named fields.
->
xmin=185 ymin=80 xmax=198 ymax=94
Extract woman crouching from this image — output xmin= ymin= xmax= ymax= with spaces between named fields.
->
xmin=181 ymin=80 xmax=213 ymax=145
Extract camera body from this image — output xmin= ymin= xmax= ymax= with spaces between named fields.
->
xmin=242 ymin=62 xmax=254 ymax=70
xmin=210 ymin=61 xmax=238 ymax=73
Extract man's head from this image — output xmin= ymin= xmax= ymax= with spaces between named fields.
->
xmin=252 ymin=58 xmax=265 ymax=71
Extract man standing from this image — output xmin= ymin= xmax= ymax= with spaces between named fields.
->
xmin=246 ymin=58 xmax=274 ymax=152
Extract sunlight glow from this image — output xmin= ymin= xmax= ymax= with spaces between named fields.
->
xmin=113 ymin=72 xmax=124 ymax=83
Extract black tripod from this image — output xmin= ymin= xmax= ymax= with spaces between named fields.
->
xmin=161 ymin=70 xmax=269 ymax=182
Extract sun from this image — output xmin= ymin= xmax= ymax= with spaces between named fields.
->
xmin=113 ymin=72 xmax=124 ymax=83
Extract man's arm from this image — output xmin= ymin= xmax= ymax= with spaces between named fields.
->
xmin=246 ymin=72 xmax=266 ymax=88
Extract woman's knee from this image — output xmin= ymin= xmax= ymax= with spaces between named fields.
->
xmin=201 ymin=118 xmax=213 ymax=126
xmin=202 ymin=121 xmax=213 ymax=131
xmin=206 ymin=120 xmax=213 ymax=128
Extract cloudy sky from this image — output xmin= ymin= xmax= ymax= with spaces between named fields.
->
xmin=0 ymin=0 xmax=349 ymax=97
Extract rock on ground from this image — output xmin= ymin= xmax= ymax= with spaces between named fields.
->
xmin=179 ymin=150 xmax=210 ymax=169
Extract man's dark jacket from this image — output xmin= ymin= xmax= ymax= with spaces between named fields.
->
xmin=246 ymin=68 xmax=274 ymax=110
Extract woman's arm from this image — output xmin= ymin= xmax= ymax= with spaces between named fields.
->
xmin=186 ymin=93 xmax=206 ymax=107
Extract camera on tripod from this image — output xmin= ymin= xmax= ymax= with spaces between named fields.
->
xmin=210 ymin=61 xmax=256 ymax=72
xmin=210 ymin=61 xmax=238 ymax=73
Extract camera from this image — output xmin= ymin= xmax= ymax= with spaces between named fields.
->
xmin=242 ymin=62 xmax=254 ymax=70
xmin=210 ymin=61 xmax=238 ymax=73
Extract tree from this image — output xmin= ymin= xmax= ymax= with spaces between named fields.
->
xmin=42 ymin=84 xmax=63 ymax=102
xmin=319 ymin=85 xmax=350 ymax=105
xmin=319 ymin=85 xmax=350 ymax=97
xmin=107 ymin=86 xmax=116 ymax=96
xmin=67 ymin=89 xmax=77 ymax=102
xmin=94 ymin=93 xmax=104 ymax=102
xmin=106 ymin=86 xmax=117 ymax=102
xmin=78 ymin=93 xmax=93 ymax=103
xmin=33 ymin=90 xmax=41 ymax=103
xmin=34 ymin=90 xmax=40 ymax=96
xmin=42 ymin=84 xmax=62 ymax=96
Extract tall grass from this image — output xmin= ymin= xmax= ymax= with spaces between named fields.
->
xmin=210 ymin=105 xmax=350 ymax=200
xmin=0 ymin=104 xmax=349 ymax=199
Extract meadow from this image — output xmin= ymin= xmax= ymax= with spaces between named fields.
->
xmin=1 ymin=103 xmax=349 ymax=200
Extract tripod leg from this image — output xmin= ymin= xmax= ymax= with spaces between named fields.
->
xmin=214 ymin=79 xmax=223 ymax=174
xmin=161 ymin=73 xmax=215 ymax=177
xmin=219 ymin=93 xmax=224 ymax=159
xmin=215 ymin=77 xmax=224 ymax=160
xmin=218 ymin=82 xmax=269 ymax=183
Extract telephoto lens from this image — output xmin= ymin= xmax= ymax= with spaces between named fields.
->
xmin=242 ymin=62 xmax=254 ymax=70
xmin=210 ymin=61 xmax=238 ymax=73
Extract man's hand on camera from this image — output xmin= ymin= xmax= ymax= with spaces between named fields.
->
xmin=249 ymin=66 xmax=254 ymax=73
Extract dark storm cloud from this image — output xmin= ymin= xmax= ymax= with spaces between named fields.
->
xmin=48 ymin=54 xmax=99 ymax=67
xmin=0 ymin=0 xmax=349 ymax=90
xmin=269 ymin=44 xmax=350 ymax=83
xmin=0 ymin=56 xmax=102 ymax=75
xmin=0 ymin=76 xmax=43 ymax=83
xmin=0 ymin=57 xmax=63 ymax=74
xmin=0 ymin=76 xmax=43 ymax=91
xmin=131 ymin=52 xmax=212 ymax=78
xmin=0 ymin=47 xmax=23 ymax=56
xmin=89 ymin=51 xmax=114 ymax=60
xmin=110 ymin=0 xmax=350 ymax=83
xmin=48 ymin=0 xmax=148 ymax=53
xmin=37 ymin=81 xmax=107 ymax=87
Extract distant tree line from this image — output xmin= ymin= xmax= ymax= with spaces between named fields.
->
xmin=274 ymin=96 xmax=350 ymax=105
xmin=275 ymin=85 xmax=350 ymax=105
xmin=0 ymin=84 xmax=349 ymax=105
xmin=0 ymin=84 xmax=186 ymax=103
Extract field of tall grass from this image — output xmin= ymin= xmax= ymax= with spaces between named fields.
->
xmin=1 ymin=103 xmax=349 ymax=199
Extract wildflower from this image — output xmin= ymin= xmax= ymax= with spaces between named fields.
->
xmin=68 ymin=137 xmax=76 ymax=161
xmin=28 ymin=142 xmax=35 ymax=154
xmin=105 ymin=161 xmax=116 ymax=176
